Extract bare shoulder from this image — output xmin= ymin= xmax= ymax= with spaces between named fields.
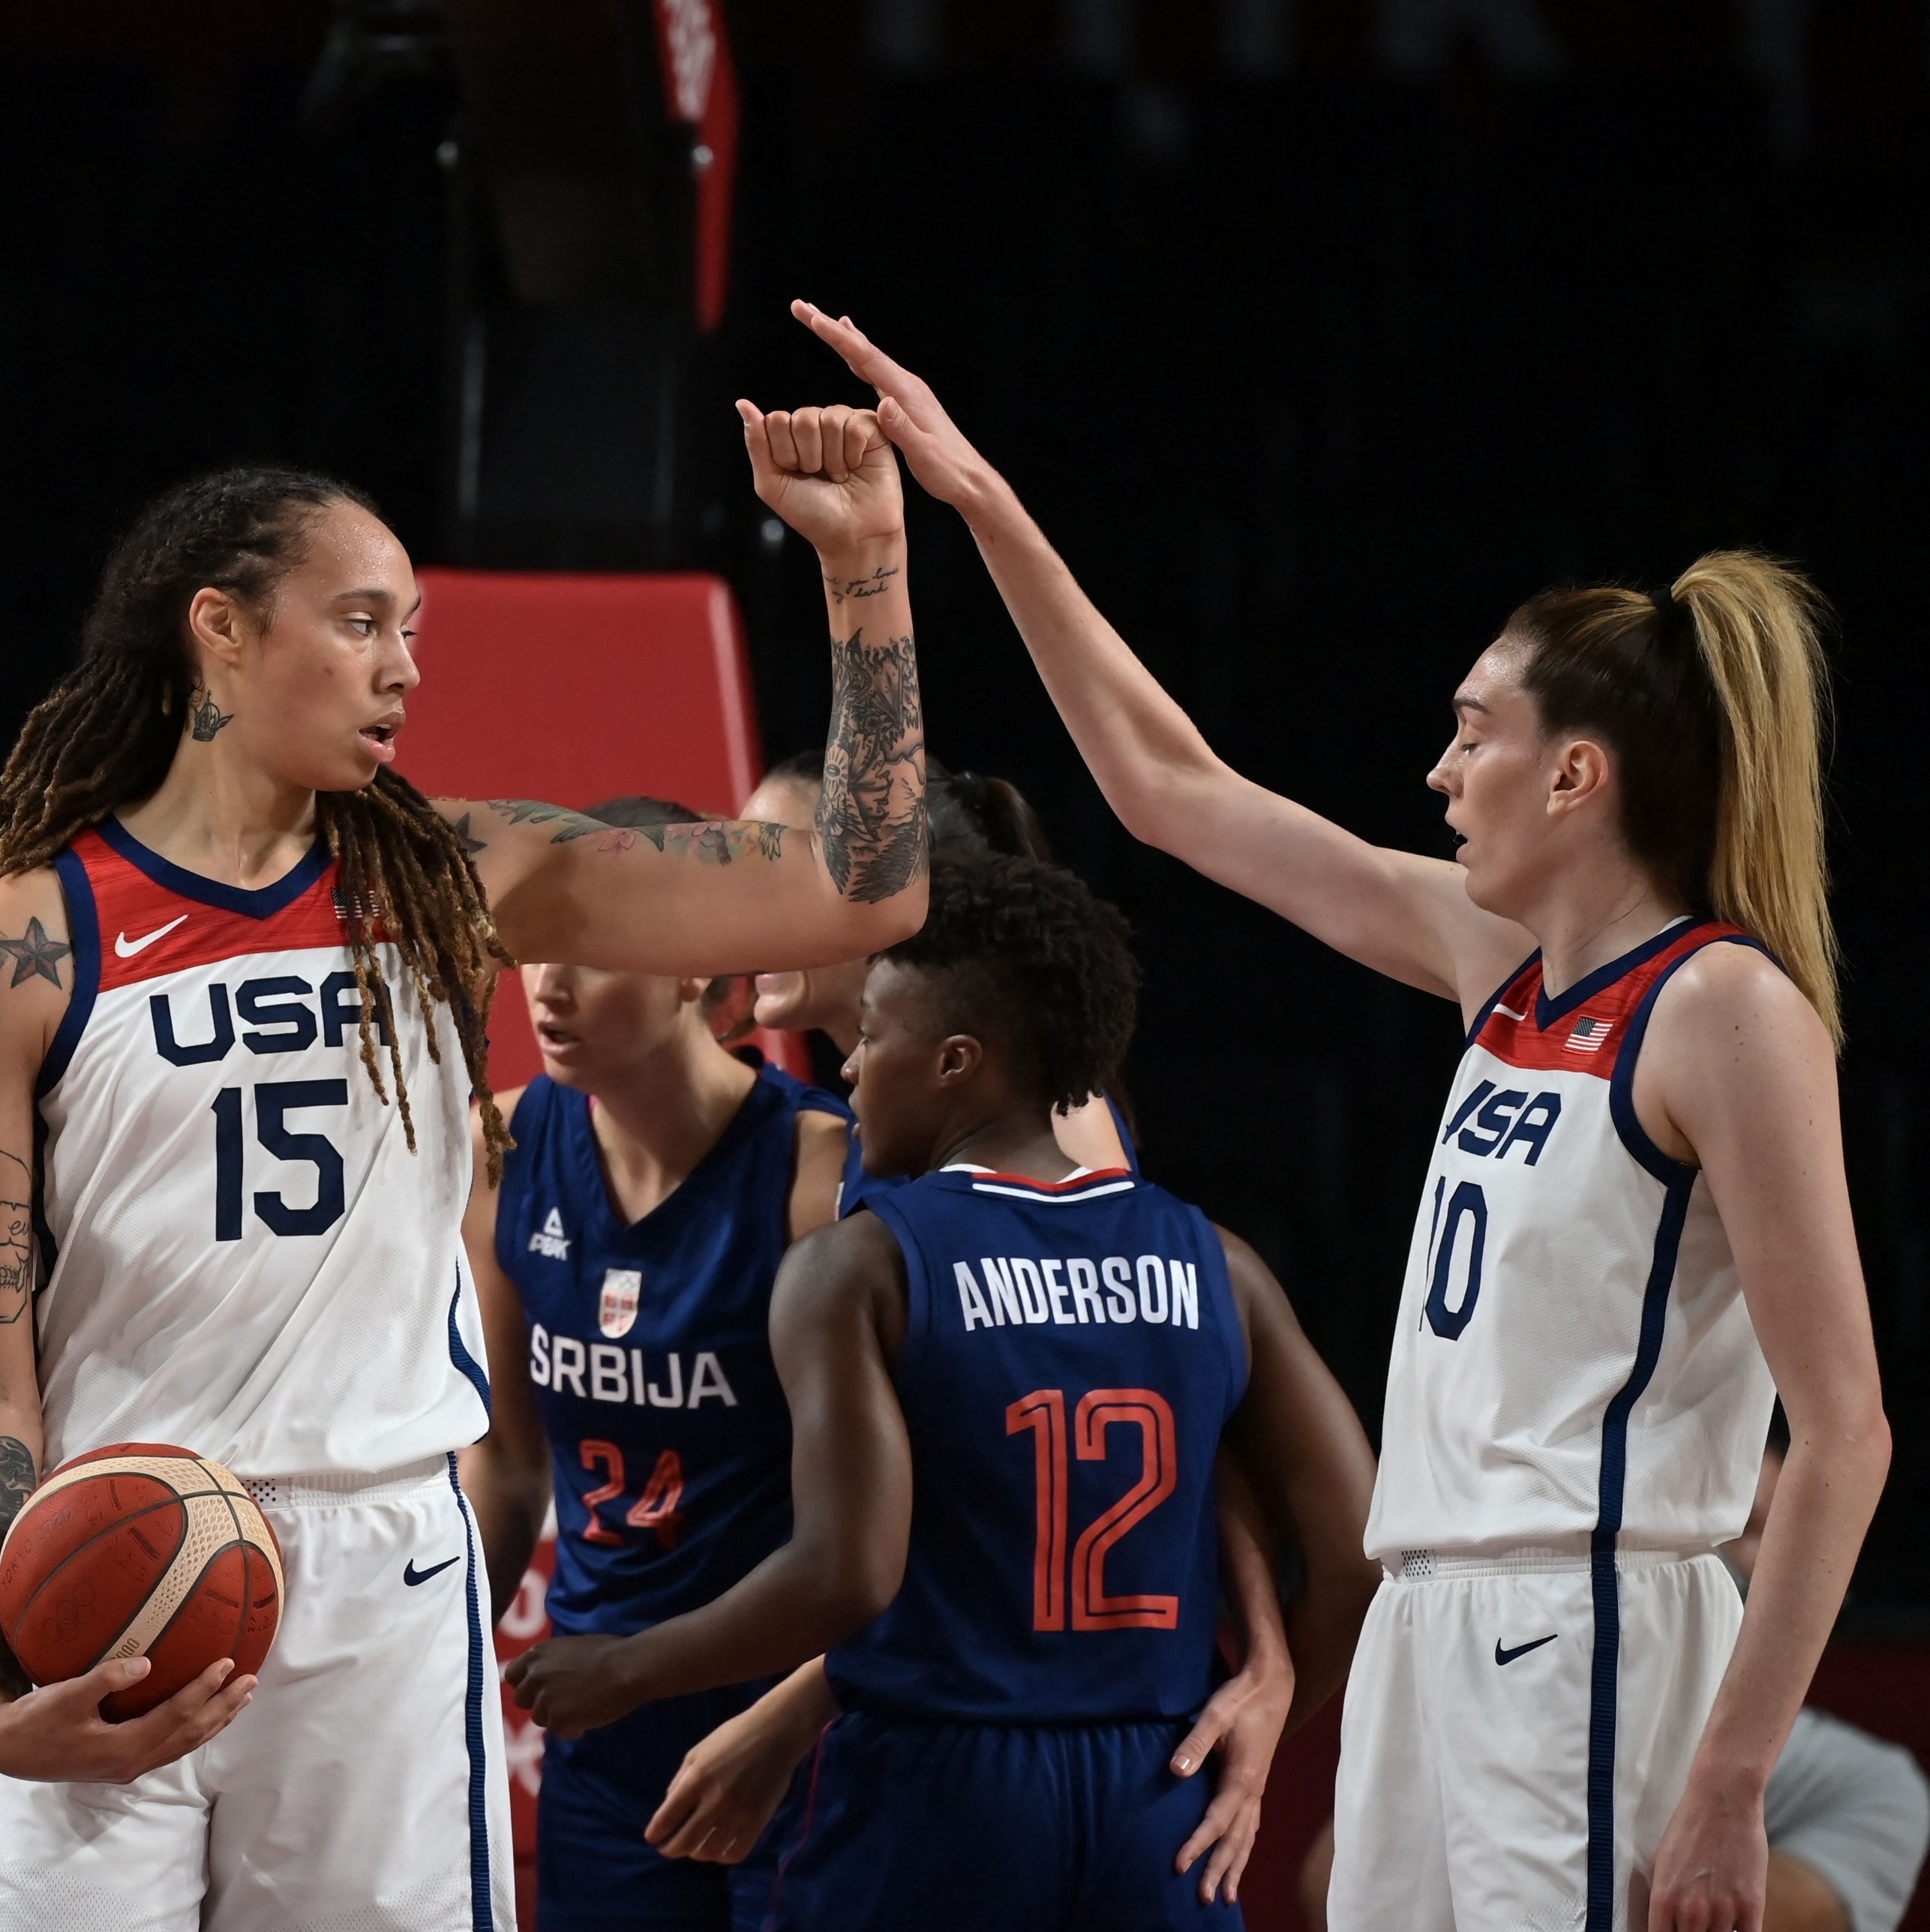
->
xmin=788 ymin=1107 xmax=852 ymax=1242
xmin=0 ymin=867 xmax=77 ymax=1080
xmin=466 ymin=1087 xmax=525 ymax=1205
xmin=1646 ymin=939 xmax=1832 ymax=1066
xmin=774 ymin=1209 xmax=905 ymax=1308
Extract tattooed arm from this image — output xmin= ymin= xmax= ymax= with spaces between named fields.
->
xmin=434 ymin=402 xmax=927 ymax=975
xmin=0 ymin=870 xmax=258 ymax=1775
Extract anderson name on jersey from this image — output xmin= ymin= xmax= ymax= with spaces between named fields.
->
xmin=33 ymin=822 xmax=488 ymax=1477
xmin=1367 ymin=919 xmax=1778 ymax=1562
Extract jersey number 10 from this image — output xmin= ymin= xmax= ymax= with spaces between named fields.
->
xmin=1007 ymin=1387 xmax=1178 ymax=1633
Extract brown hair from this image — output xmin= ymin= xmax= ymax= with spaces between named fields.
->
xmin=0 ymin=467 xmax=515 ymax=1174
xmin=1508 ymin=551 xmax=1838 ymax=1045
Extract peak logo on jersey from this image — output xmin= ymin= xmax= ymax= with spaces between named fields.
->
xmin=1564 ymin=1015 xmax=1611 ymax=1054
xmin=1438 ymin=1082 xmax=1563 ymax=1165
xmin=952 ymin=1253 xmax=1202 ymax=1334
xmin=530 ymin=1209 xmax=571 ymax=1260
xmin=599 ymin=1269 xmax=641 ymax=1338
xmin=114 ymin=913 xmax=188 ymax=958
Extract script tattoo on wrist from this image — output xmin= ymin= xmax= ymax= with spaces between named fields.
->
xmin=188 ymin=681 xmax=234 ymax=741
xmin=0 ymin=1436 xmax=35 ymax=1696
xmin=818 ymin=628 xmax=927 ymax=903
xmin=0 ymin=919 xmax=71 ymax=991
xmin=485 ymin=800 xmax=611 ymax=846
xmin=823 ymin=564 xmax=899 ymax=605
xmin=638 ymin=822 xmax=786 ymax=866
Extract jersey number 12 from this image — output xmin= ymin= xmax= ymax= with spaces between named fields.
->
xmin=1007 ymin=1387 xmax=1178 ymax=1633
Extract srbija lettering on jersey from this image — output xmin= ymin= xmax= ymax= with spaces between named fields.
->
xmin=827 ymin=1164 xmax=1247 ymax=1724
xmin=35 ymin=822 xmax=489 ymax=1476
xmin=497 ymin=1065 xmax=849 ymax=1638
xmin=1366 ymin=920 xmax=1777 ymax=1562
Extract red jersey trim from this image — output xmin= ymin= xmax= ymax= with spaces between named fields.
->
xmin=1470 ymin=921 xmax=1751 ymax=1077
xmin=71 ymin=829 xmax=350 ymax=993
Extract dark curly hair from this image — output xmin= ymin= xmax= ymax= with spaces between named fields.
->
xmin=884 ymin=847 xmax=1138 ymax=1113
xmin=0 ymin=465 xmax=515 ymax=1176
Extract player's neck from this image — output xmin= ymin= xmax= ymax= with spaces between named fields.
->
xmin=584 ymin=1032 xmax=758 ymax=1224
xmin=1523 ymin=858 xmax=1688 ymax=1001
xmin=116 ymin=739 xmax=318 ymax=888
xmin=932 ymin=1109 xmax=1076 ymax=1183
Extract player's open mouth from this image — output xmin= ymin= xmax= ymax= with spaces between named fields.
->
xmin=535 ymin=1023 xmax=579 ymax=1052
xmin=358 ymin=722 xmax=400 ymax=762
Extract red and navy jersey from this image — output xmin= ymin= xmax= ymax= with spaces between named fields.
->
xmin=827 ymin=1164 xmax=1247 ymax=1723
xmin=497 ymin=1065 xmax=848 ymax=1636
xmin=838 ymin=1093 xmax=1141 ymax=1218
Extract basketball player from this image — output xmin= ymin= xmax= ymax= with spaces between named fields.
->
xmin=647 ymin=761 xmax=1290 ymax=1904
xmin=795 ymin=307 xmax=1890 ymax=1932
xmin=740 ymin=753 xmax=1133 ymax=1177
xmin=0 ymin=398 xmax=926 ymax=1927
xmin=458 ymin=796 xmax=851 ymax=1931
xmin=506 ymin=846 xmax=1381 ymax=1930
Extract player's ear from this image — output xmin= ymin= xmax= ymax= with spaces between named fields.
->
xmin=935 ymin=1032 xmax=983 ymax=1087
xmin=1546 ymin=734 xmax=1613 ymax=819
xmin=185 ymin=584 xmax=251 ymax=675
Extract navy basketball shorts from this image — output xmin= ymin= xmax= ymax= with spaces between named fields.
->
xmin=539 ymin=1682 xmax=801 ymax=1932
xmin=763 ymin=1712 xmax=1243 ymax=1932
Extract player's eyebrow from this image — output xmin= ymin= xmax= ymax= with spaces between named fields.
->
xmin=1451 ymin=692 xmax=1490 ymax=717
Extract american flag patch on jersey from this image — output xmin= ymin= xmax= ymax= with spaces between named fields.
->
xmin=1565 ymin=1015 xmax=1611 ymax=1053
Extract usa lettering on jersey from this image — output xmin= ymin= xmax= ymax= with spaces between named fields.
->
xmin=951 ymin=1252 xmax=1201 ymax=1333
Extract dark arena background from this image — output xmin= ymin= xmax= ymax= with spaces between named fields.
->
xmin=4 ymin=2 xmax=1928 ymax=1925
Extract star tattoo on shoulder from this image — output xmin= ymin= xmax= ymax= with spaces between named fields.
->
xmin=452 ymin=813 xmax=487 ymax=858
xmin=189 ymin=684 xmax=234 ymax=742
xmin=0 ymin=918 xmax=71 ymax=989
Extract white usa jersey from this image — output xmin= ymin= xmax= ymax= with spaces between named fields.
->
xmin=32 ymin=820 xmax=490 ymax=1477
xmin=1366 ymin=918 xmax=1777 ymax=1563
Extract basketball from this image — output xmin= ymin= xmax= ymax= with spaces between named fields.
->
xmin=0 ymin=1444 xmax=283 ymax=1720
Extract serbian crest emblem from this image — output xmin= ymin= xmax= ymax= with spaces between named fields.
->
xmin=599 ymin=1268 xmax=642 ymax=1339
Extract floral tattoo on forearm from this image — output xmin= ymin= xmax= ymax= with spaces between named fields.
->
xmin=817 ymin=627 xmax=927 ymax=903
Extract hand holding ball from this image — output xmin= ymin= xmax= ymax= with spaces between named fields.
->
xmin=0 ymin=1445 xmax=282 ymax=1720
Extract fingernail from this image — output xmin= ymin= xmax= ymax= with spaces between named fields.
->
xmin=1173 ymin=1755 xmax=1192 ymax=1772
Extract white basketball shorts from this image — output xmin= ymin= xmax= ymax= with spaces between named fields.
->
xmin=0 ymin=1456 xmax=517 ymax=1932
xmin=1328 ymin=1548 xmax=1742 ymax=1932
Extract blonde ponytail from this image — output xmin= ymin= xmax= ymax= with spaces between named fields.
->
xmin=1671 ymin=551 xmax=1839 ymax=1047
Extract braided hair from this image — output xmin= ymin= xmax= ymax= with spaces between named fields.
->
xmin=0 ymin=465 xmax=515 ymax=1178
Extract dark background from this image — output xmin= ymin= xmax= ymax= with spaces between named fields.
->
xmin=4 ymin=0 xmax=1928 ymax=1622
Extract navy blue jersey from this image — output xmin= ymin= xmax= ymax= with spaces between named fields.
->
xmin=839 ymin=1095 xmax=1140 ymax=1218
xmin=827 ymin=1165 xmax=1246 ymax=1723
xmin=498 ymin=1065 xmax=849 ymax=1636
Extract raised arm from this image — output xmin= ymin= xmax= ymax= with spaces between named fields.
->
xmin=0 ymin=870 xmax=256 ymax=1779
xmin=1215 ymin=1224 xmax=1382 ymax=1729
xmin=436 ymin=403 xmax=927 ymax=978
xmin=504 ymin=1212 xmax=912 ymax=1736
xmin=791 ymin=303 xmax=1532 ymax=1008
xmin=455 ymin=1095 xmax=553 ymax=1621
xmin=1640 ymin=948 xmax=1890 ymax=1932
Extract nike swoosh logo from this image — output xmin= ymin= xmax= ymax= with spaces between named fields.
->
xmin=1495 ymin=1633 xmax=1559 ymax=1666
xmin=403 ymin=1555 xmax=461 ymax=1588
xmin=114 ymin=914 xmax=189 ymax=958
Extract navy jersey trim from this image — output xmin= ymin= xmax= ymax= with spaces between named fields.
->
xmin=1533 ymin=917 xmax=1700 ymax=1032
xmin=860 ymin=1191 xmax=931 ymax=1396
xmin=1103 ymin=1093 xmax=1142 ymax=1175
xmin=1585 ymin=1171 xmax=1694 ymax=1930
xmin=1464 ymin=951 xmax=1541 ymax=1049
xmin=1607 ymin=933 xmax=1771 ymax=1188
xmin=449 ymin=1456 xmax=497 ymax=1930
xmin=97 ymin=815 xmax=332 ymax=919
xmin=39 ymin=847 xmax=101 ymax=1096
xmin=449 ymin=1270 xmax=492 ymax=1418
xmin=496 ymin=1082 xmax=552 ymax=1282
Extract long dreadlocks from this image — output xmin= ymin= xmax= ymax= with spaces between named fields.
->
xmin=0 ymin=465 xmax=514 ymax=1179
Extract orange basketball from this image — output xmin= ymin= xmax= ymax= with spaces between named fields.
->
xmin=0 ymin=1443 xmax=283 ymax=1719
